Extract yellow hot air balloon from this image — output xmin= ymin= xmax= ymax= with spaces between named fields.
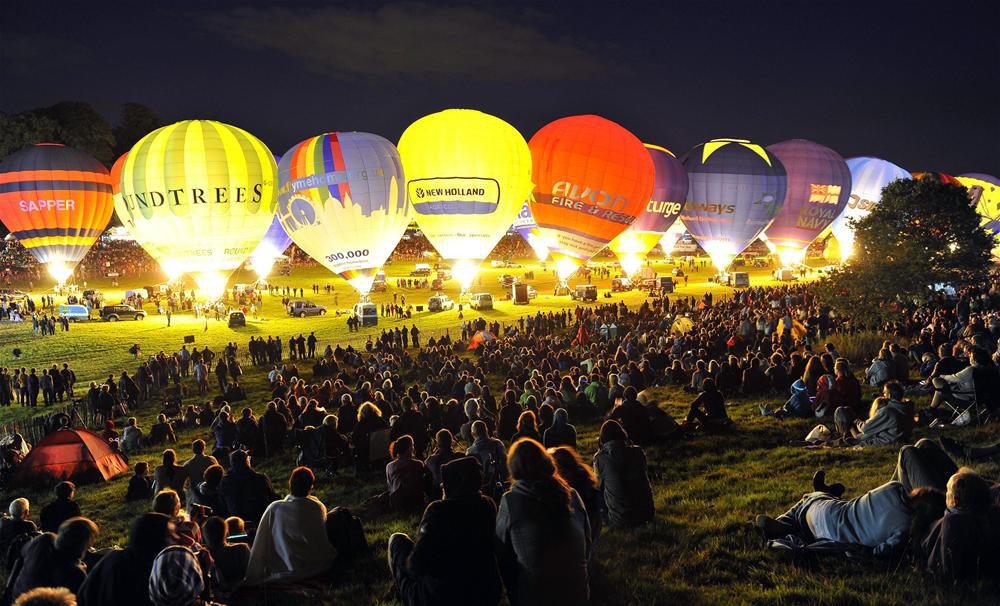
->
xmin=117 ymin=120 xmax=277 ymax=297
xmin=398 ymin=109 xmax=533 ymax=290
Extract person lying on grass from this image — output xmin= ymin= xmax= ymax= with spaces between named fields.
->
xmin=756 ymin=474 xmax=945 ymax=559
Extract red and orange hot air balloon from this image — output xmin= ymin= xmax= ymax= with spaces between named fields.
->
xmin=528 ymin=115 xmax=655 ymax=281
xmin=0 ymin=144 xmax=115 ymax=283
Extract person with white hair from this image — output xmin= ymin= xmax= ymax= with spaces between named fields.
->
xmin=0 ymin=498 xmax=37 ymax=560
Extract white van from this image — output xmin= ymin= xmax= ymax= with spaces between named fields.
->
xmin=468 ymin=293 xmax=494 ymax=310
xmin=353 ymin=302 xmax=379 ymax=326
xmin=57 ymin=304 xmax=90 ymax=322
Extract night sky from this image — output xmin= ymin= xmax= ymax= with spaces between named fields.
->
xmin=2 ymin=0 xmax=998 ymax=174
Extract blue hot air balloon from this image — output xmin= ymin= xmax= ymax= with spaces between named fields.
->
xmin=680 ymin=138 xmax=787 ymax=271
xmin=763 ymin=139 xmax=851 ymax=265
xmin=828 ymin=157 xmax=909 ymax=263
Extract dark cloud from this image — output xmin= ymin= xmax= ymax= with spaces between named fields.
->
xmin=197 ymin=3 xmax=617 ymax=81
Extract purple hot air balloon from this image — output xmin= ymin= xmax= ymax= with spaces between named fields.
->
xmin=763 ymin=139 xmax=851 ymax=265
xmin=681 ymin=139 xmax=787 ymax=271
xmin=608 ymin=144 xmax=689 ymax=275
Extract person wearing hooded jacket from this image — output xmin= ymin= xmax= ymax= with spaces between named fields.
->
xmin=836 ymin=382 xmax=914 ymax=446
xmin=77 ymin=513 xmax=177 ymax=606
xmin=542 ymin=408 xmax=577 ymax=449
xmin=388 ymin=456 xmax=502 ymax=606
xmin=495 ymin=438 xmax=590 ymax=606
xmin=593 ymin=420 xmax=654 ymax=528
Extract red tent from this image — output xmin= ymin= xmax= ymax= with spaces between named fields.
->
xmin=11 ymin=428 xmax=129 ymax=487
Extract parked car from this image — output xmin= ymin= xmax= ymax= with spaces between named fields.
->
xmin=611 ymin=277 xmax=633 ymax=292
xmin=227 ymin=310 xmax=246 ymax=327
xmin=287 ymin=300 xmax=327 ymax=317
xmin=570 ymin=284 xmax=597 ymax=302
xmin=498 ymin=274 xmax=516 ymax=287
xmin=100 ymin=304 xmax=146 ymax=321
xmin=410 ymin=263 xmax=432 ymax=276
xmin=57 ymin=304 xmax=90 ymax=322
xmin=427 ymin=294 xmax=455 ymax=312
xmin=468 ymin=293 xmax=494 ymax=310
xmin=353 ymin=302 xmax=378 ymax=327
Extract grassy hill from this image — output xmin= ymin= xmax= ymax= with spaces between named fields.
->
xmin=1 ymin=257 xmax=997 ymax=605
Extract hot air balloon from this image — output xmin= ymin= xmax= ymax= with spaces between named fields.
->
xmin=117 ymin=120 xmax=277 ymax=298
xmin=763 ymin=139 xmax=851 ymax=266
xmin=957 ymin=173 xmax=1000 ymax=257
xmin=607 ymin=144 xmax=688 ymax=276
xmin=911 ymin=172 xmax=962 ymax=185
xmin=529 ymin=115 xmax=655 ymax=281
xmin=680 ymin=139 xmax=786 ymax=272
xmin=511 ymin=201 xmax=549 ymax=261
xmin=277 ymin=132 xmax=409 ymax=295
xmin=0 ymin=144 xmax=115 ymax=284
xmin=398 ymin=109 xmax=533 ymax=290
xmin=828 ymin=157 xmax=909 ymax=263
xmin=249 ymin=216 xmax=293 ymax=279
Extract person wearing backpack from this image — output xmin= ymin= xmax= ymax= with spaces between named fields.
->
xmin=388 ymin=456 xmax=502 ymax=606
xmin=593 ymin=420 xmax=655 ymax=528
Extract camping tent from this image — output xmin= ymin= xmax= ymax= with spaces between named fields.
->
xmin=11 ymin=428 xmax=129 ymax=487
xmin=469 ymin=330 xmax=496 ymax=349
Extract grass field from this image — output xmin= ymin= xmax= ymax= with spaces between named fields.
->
xmin=1 ymin=257 xmax=997 ymax=605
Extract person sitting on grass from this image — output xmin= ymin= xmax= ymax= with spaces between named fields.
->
xmin=121 ymin=417 xmax=143 ymax=454
xmin=126 ymin=461 xmax=154 ymax=501
xmin=9 ymin=516 xmax=98 ymax=599
xmin=388 ymin=456 xmax=502 ymax=606
xmin=682 ymin=378 xmax=730 ymax=430
xmin=543 ymin=408 xmax=577 ymax=449
xmin=550 ymin=445 xmax=605 ymax=552
xmin=39 ymin=481 xmax=81 ymax=534
xmin=607 ymin=386 xmax=651 ymax=445
xmin=834 ymin=381 xmax=914 ymax=446
xmin=386 ymin=435 xmax=428 ymax=512
xmin=219 ymin=450 xmax=277 ymax=525
xmin=152 ymin=449 xmax=189 ymax=497
xmin=201 ymin=515 xmax=249 ymax=594
xmin=147 ymin=414 xmax=176 ymax=446
xmin=922 ymin=468 xmax=1000 ymax=581
xmin=425 ymin=429 xmax=461 ymax=500
xmin=192 ymin=464 xmax=227 ymax=518
xmin=756 ymin=478 xmax=945 ymax=558
xmin=593 ymin=420 xmax=654 ymax=529
xmin=495 ymin=438 xmax=591 ymax=606
xmin=147 ymin=544 xmax=217 ymax=606
xmin=77 ymin=512 xmax=177 ymax=606
xmin=245 ymin=466 xmax=336 ymax=585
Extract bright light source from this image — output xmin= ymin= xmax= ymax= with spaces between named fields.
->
xmin=619 ymin=254 xmax=643 ymax=277
xmin=348 ymin=275 xmax=375 ymax=297
xmin=161 ymin=259 xmax=184 ymax=282
xmin=701 ymin=241 xmax=737 ymax=273
xmin=839 ymin=237 xmax=855 ymax=264
xmin=47 ymin=261 xmax=72 ymax=285
xmin=194 ymin=271 xmax=227 ymax=300
xmin=452 ymin=259 xmax=480 ymax=292
xmin=250 ymin=254 xmax=277 ymax=279
xmin=555 ymin=257 xmax=580 ymax=282
xmin=777 ymin=247 xmax=807 ymax=267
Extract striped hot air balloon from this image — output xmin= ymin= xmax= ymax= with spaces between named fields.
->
xmin=0 ymin=143 xmax=115 ymax=283
xmin=278 ymin=132 xmax=409 ymax=295
xmin=117 ymin=120 xmax=277 ymax=296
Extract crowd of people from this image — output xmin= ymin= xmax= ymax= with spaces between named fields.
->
xmin=0 ymin=264 xmax=998 ymax=605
